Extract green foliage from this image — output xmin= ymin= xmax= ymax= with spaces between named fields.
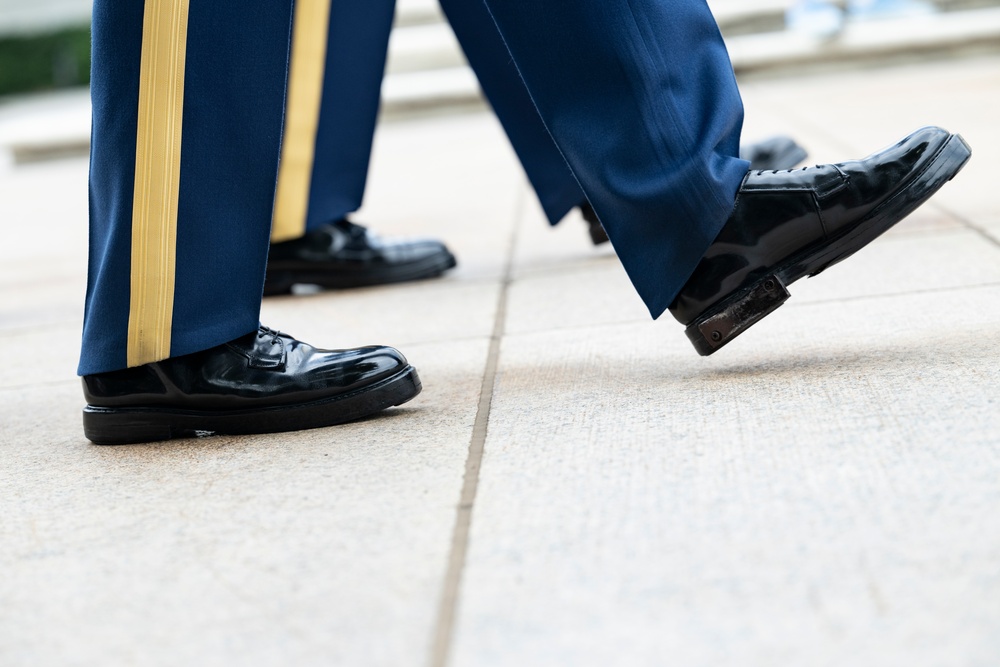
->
xmin=0 ymin=26 xmax=91 ymax=97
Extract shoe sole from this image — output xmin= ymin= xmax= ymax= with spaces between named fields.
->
xmin=82 ymin=365 xmax=422 ymax=445
xmin=263 ymin=253 xmax=457 ymax=296
xmin=686 ymin=133 xmax=972 ymax=356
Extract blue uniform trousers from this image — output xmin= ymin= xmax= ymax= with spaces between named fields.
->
xmin=81 ymin=0 xmax=747 ymax=375
xmin=81 ymin=0 xmax=292 ymax=375
xmin=270 ymin=0 xmax=396 ymax=242
xmin=292 ymin=0 xmax=587 ymax=231
xmin=481 ymin=0 xmax=749 ymax=315
xmin=298 ymin=0 xmax=747 ymax=313
xmin=439 ymin=0 xmax=587 ymax=226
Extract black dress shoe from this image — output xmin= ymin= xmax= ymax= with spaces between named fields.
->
xmin=669 ymin=126 xmax=971 ymax=356
xmin=582 ymin=136 xmax=809 ymax=246
xmin=740 ymin=135 xmax=809 ymax=172
xmin=265 ymin=219 xmax=457 ymax=296
xmin=82 ymin=326 xmax=421 ymax=445
xmin=580 ymin=201 xmax=609 ymax=246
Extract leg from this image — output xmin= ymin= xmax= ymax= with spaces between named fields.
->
xmin=83 ymin=0 xmax=292 ymax=375
xmin=482 ymin=0 xmax=750 ymax=317
xmin=265 ymin=0 xmax=456 ymax=296
xmin=270 ymin=0 xmax=396 ymax=241
xmin=81 ymin=0 xmax=421 ymax=444
xmin=481 ymin=0 xmax=969 ymax=350
xmin=441 ymin=0 xmax=807 ymax=247
xmin=439 ymin=0 xmax=585 ymax=227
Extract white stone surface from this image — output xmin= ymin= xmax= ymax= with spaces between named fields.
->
xmin=1 ymin=53 xmax=999 ymax=667
xmin=453 ymin=286 xmax=1000 ymax=667
xmin=7 ymin=7 xmax=1000 ymax=159
xmin=0 ymin=109 xmax=514 ymax=667
xmin=0 ymin=339 xmax=486 ymax=667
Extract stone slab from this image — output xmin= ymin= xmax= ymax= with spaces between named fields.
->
xmin=358 ymin=112 xmax=524 ymax=283
xmin=260 ymin=280 xmax=500 ymax=349
xmin=0 ymin=322 xmax=80 ymax=388
xmin=0 ymin=338 xmax=489 ymax=667
xmin=0 ymin=156 xmax=89 ymax=262
xmin=790 ymin=228 xmax=1000 ymax=303
xmin=0 ymin=266 xmax=84 ymax=331
xmin=452 ymin=285 xmax=1000 ymax=667
xmin=508 ymin=191 xmax=616 ymax=280
xmin=504 ymin=223 xmax=1000 ymax=339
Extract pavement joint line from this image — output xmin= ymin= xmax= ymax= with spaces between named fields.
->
xmin=428 ymin=187 xmax=524 ymax=667
xmin=932 ymin=202 xmax=1000 ymax=251
xmin=386 ymin=333 xmax=498 ymax=350
xmin=786 ymin=279 xmax=1000 ymax=306
xmin=278 ymin=272 xmax=508 ymax=292
xmin=492 ymin=281 xmax=1000 ymax=341
xmin=505 ymin=225 xmax=976 ymax=285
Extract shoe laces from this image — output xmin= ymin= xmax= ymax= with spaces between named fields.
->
xmin=333 ymin=218 xmax=369 ymax=241
xmin=754 ymin=165 xmax=816 ymax=177
xmin=257 ymin=325 xmax=283 ymax=345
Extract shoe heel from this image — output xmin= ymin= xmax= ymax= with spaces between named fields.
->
xmin=685 ymin=275 xmax=790 ymax=356
xmin=945 ymin=133 xmax=972 ymax=181
xmin=83 ymin=406 xmax=177 ymax=445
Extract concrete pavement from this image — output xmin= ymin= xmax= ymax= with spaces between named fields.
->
xmin=1 ymin=54 xmax=999 ymax=666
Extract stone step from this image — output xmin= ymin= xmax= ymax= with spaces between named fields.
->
xmin=3 ymin=6 xmax=1000 ymax=162
xmin=383 ymin=1 xmax=801 ymax=77
xmin=1 ymin=0 xmax=996 ymax=35
xmin=732 ymin=4 xmax=1000 ymax=75
xmin=386 ymin=6 xmax=1000 ymax=110
xmin=386 ymin=1 xmax=1000 ymax=77
xmin=394 ymin=0 xmax=445 ymax=28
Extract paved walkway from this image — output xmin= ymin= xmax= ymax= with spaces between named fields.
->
xmin=1 ymin=55 xmax=998 ymax=667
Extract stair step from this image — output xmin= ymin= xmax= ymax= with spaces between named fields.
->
xmin=4 ymin=6 xmax=1000 ymax=161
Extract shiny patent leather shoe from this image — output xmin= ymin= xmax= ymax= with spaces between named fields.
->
xmin=582 ymin=136 xmax=809 ymax=246
xmin=739 ymin=135 xmax=809 ymax=172
xmin=580 ymin=201 xmax=609 ymax=246
xmin=670 ymin=126 xmax=971 ymax=356
xmin=264 ymin=219 xmax=457 ymax=296
xmin=81 ymin=326 xmax=421 ymax=445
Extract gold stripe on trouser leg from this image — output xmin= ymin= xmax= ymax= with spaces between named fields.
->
xmin=270 ymin=0 xmax=332 ymax=243
xmin=126 ymin=0 xmax=191 ymax=367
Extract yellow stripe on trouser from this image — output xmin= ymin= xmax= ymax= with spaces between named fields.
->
xmin=127 ymin=0 xmax=190 ymax=367
xmin=270 ymin=0 xmax=332 ymax=243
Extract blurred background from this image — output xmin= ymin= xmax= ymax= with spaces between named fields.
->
xmin=2 ymin=0 xmax=1000 ymax=162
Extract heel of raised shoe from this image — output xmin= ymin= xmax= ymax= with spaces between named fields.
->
xmin=685 ymin=275 xmax=790 ymax=356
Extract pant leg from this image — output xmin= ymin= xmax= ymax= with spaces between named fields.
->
xmin=80 ymin=0 xmax=292 ymax=375
xmin=278 ymin=0 xmax=582 ymax=231
xmin=270 ymin=0 xmax=397 ymax=242
xmin=481 ymin=0 xmax=748 ymax=318
xmin=439 ymin=0 xmax=584 ymax=226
